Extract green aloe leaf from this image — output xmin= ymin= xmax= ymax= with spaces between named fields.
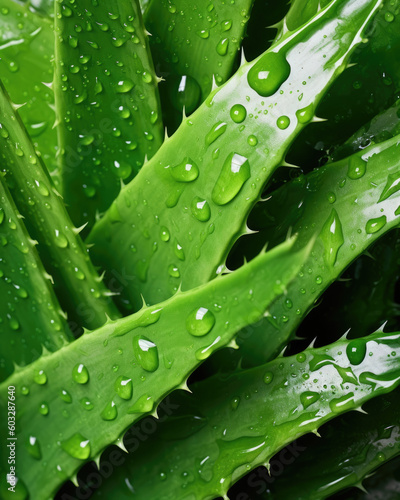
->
xmin=0 ymin=82 xmax=120 ymax=331
xmin=55 ymin=0 xmax=164 ymax=229
xmin=259 ymin=388 xmax=400 ymax=499
xmin=89 ymin=327 xmax=400 ymax=500
xmin=144 ymin=0 xmax=254 ymax=131
xmin=0 ymin=0 xmax=57 ymax=173
xmin=0 ymin=236 xmax=309 ymax=500
xmin=88 ymin=0 xmax=381 ymax=314
xmin=237 ymin=134 xmax=400 ymax=366
xmin=0 ymin=172 xmax=72 ymax=381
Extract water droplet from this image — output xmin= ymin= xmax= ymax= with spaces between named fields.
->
xmin=115 ymin=376 xmax=133 ymax=400
xmin=170 ymin=158 xmax=199 ymax=182
xmin=21 ymin=386 xmax=29 ymax=395
xmin=33 ymin=369 xmax=47 ymax=385
xmin=61 ymin=433 xmax=91 ymax=460
xmin=186 ymin=307 xmax=215 ymax=336
xmin=212 ymin=153 xmax=250 ymax=205
xmin=116 ymin=80 xmax=134 ymax=93
xmin=296 ymin=353 xmax=306 ymax=363
xmin=128 ymin=394 xmax=154 ymax=414
xmin=174 ymin=239 xmax=185 ymax=261
xmin=35 ymin=180 xmax=49 ymax=197
xmin=54 ymin=229 xmax=69 ymax=248
xmin=296 ymin=104 xmax=313 ymax=124
xmin=247 ymin=135 xmax=258 ymax=146
xmin=216 ymin=37 xmax=229 ymax=56
xmin=133 ymin=336 xmax=159 ymax=372
xmin=205 ymin=122 xmax=227 ymax=146
xmin=385 ymin=11 xmax=394 ymax=22
xmin=277 ymin=116 xmax=290 ymax=130
xmin=347 ymin=156 xmax=367 ymax=180
xmin=231 ymin=397 xmax=240 ymax=410
xmin=230 ymin=104 xmax=247 ymax=123
xmin=113 ymin=160 xmax=132 ymax=179
xmin=39 ymin=402 xmax=49 ymax=415
xmin=366 ymin=215 xmax=386 ymax=234
xmin=247 ymin=51 xmax=291 ymax=97
xmin=60 ymin=389 xmax=72 ymax=403
xmin=300 ymin=391 xmax=320 ymax=409
xmin=80 ymin=397 xmax=94 ymax=411
xmin=347 ymin=339 xmax=367 ymax=365
xmin=191 ymin=197 xmax=211 ymax=222
xmin=168 ymin=264 xmax=180 ymax=278
xmin=221 ymin=20 xmax=232 ymax=31
xmin=159 ymin=227 xmax=170 ymax=243
xmin=27 ymin=436 xmax=41 ymax=459
xmin=197 ymin=29 xmax=210 ymax=39
xmin=101 ymin=401 xmax=118 ymax=421
xmin=379 ymin=172 xmax=400 ymax=202
xmin=263 ymin=372 xmax=273 ymax=384
xmin=72 ymin=363 xmax=89 ymax=384
xmin=170 ymin=75 xmax=201 ymax=114
xmin=329 ymin=393 xmax=354 ymax=413
xmin=320 ymin=209 xmax=344 ymax=266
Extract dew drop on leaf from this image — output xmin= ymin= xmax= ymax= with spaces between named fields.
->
xmin=186 ymin=307 xmax=215 ymax=336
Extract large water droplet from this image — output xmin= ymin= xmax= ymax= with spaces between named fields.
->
xmin=127 ymin=394 xmax=154 ymax=414
xmin=230 ymin=104 xmax=247 ymax=123
xmin=347 ymin=156 xmax=367 ymax=180
xmin=54 ymin=229 xmax=69 ymax=248
xmin=296 ymin=104 xmax=313 ymax=124
xmin=191 ymin=197 xmax=211 ymax=222
xmin=101 ymin=401 xmax=118 ymax=421
xmin=61 ymin=433 xmax=91 ymax=460
xmin=170 ymin=158 xmax=199 ymax=182
xmin=115 ymin=376 xmax=133 ymax=400
xmin=133 ymin=336 xmax=159 ymax=372
xmin=300 ymin=391 xmax=320 ymax=409
xmin=216 ymin=37 xmax=229 ymax=56
xmin=212 ymin=153 xmax=250 ymax=205
xmin=277 ymin=116 xmax=290 ymax=130
xmin=346 ymin=339 xmax=367 ymax=365
xmin=379 ymin=172 xmax=400 ymax=202
xmin=320 ymin=209 xmax=344 ymax=266
xmin=33 ymin=369 xmax=47 ymax=385
xmin=72 ymin=363 xmax=89 ymax=384
xmin=116 ymin=79 xmax=134 ymax=93
xmin=329 ymin=393 xmax=354 ymax=413
xmin=366 ymin=216 xmax=386 ymax=234
xmin=169 ymin=75 xmax=201 ymax=114
xmin=247 ymin=51 xmax=290 ymax=97
xmin=186 ymin=307 xmax=215 ymax=336
xmin=206 ymin=122 xmax=227 ymax=146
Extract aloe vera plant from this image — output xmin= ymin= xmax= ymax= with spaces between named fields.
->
xmin=2 ymin=0 xmax=400 ymax=499
xmin=88 ymin=0 xmax=381 ymax=312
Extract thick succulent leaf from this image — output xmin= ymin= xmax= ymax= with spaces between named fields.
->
xmin=332 ymin=99 xmax=400 ymax=161
xmin=330 ymin=456 xmax=400 ymax=500
xmin=0 ymin=236 xmax=309 ymax=500
xmin=0 ymin=173 xmax=72 ymax=381
xmin=0 ymin=0 xmax=57 ymax=173
xmin=88 ymin=0 xmax=381 ymax=313
xmin=236 ymin=135 xmax=400 ymax=365
xmin=88 ymin=327 xmax=400 ymax=500
xmin=55 ymin=0 xmax=164 ymax=229
xmin=285 ymin=0 xmax=400 ymax=170
xmin=144 ymin=0 xmax=254 ymax=131
xmin=0 ymin=82 xmax=120 ymax=331
xmin=259 ymin=389 xmax=400 ymax=499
